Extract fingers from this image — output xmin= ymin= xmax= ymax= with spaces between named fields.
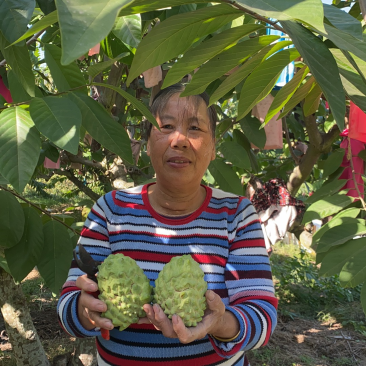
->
xmin=143 ymin=304 xmax=176 ymax=337
xmin=76 ymin=275 xmax=113 ymax=330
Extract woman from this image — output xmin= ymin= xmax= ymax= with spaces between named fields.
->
xmin=57 ymin=84 xmax=278 ymax=366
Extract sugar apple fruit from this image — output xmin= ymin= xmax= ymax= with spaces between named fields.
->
xmin=97 ymin=253 xmax=152 ymax=331
xmin=153 ymin=254 xmax=207 ymax=327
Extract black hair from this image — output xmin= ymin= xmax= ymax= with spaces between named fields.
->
xmin=147 ymin=83 xmax=217 ymax=139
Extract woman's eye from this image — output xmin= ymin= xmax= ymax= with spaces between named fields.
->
xmin=190 ymin=126 xmax=201 ymax=131
xmin=161 ymin=124 xmax=173 ymax=129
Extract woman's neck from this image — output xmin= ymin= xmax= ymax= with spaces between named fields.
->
xmin=147 ymin=183 xmax=206 ymax=217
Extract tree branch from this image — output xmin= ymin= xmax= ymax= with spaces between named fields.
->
xmin=282 ymin=117 xmax=300 ymax=165
xmin=0 ymin=185 xmax=80 ymax=235
xmin=303 ymin=114 xmax=322 ymax=148
xmin=0 ymin=30 xmax=45 ymax=67
xmin=64 ymin=151 xmax=106 ymax=170
xmin=54 ymin=169 xmax=101 ymax=202
xmin=220 ymin=0 xmax=286 ymax=33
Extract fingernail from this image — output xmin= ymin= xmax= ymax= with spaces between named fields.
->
xmin=97 ymin=305 xmax=106 ymax=312
xmin=105 ymin=322 xmax=113 ymax=330
xmin=207 ymin=290 xmax=215 ymax=301
xmin=172 ymin=315 xmax=178 ymax=325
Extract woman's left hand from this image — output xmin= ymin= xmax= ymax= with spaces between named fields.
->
xmin=137 ymin=290 xmax=228 ymax=343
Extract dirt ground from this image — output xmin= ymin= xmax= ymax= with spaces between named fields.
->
xmin=1 ymin=270 xmax=366 ymax=366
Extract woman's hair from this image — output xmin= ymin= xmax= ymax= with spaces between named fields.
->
xmin=147 ymin=83 xmax=217 ymax=139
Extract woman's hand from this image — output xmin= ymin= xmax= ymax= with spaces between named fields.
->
xmin=76 ymin=274 xmax=114 ymax=331
xmin=138 ymin=290 xmax=238 ymax=343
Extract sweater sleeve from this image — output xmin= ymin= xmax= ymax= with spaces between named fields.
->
xmin=209 ymin=197 xmax=278 ymax=357
xmin=57 ymin=194 xmax=112 ymax=338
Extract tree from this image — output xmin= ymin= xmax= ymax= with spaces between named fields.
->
xmin=1 ymin=0 xmax=366 ymax=364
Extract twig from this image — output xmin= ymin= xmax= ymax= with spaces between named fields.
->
xmin=0 ymin=185 xmax=81 ymax=235
xmin=216 ymin=118 xmax=238 ymax=146
xmin=341 ymin=331 xmax=359 ymax=364
xmin=0 ymin=30 xmax=45 ymax=67
xmin=282 ymin=117 xmax=300 ymax=165
xmin=221 ymin=0 xmax=286 ymax=33
xmin=347 ymin=136 xmax=366 ymax=210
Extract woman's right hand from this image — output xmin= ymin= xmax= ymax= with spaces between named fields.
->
xmin=75 ymin=274 xmax=114 ymax=331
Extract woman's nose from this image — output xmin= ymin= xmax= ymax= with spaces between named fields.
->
xmin=170 ymin=129 xmax=190 ymax=149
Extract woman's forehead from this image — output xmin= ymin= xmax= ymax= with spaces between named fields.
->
xmin=159 ymin=94 xmax=209 ymax=118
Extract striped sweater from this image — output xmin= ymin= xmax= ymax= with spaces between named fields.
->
xmin=57 ymin=184 xmax=278 ymax=366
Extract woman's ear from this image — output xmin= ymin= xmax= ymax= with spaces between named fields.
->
xmin=211 ymin=142 xmax=216 ymax=161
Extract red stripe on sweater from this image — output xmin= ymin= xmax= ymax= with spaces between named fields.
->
xmin=232 ymin=295 xmax=278 ymax=309
xmin=80 ymin=227 xmax=109 ymax=241
xmin=115 ymin=251 xmax=227 ymax=267
xmin=60 ymin=286 xmax=80 ymax=297
xmin=97 ymin=342 xmax=225 ymax=366
xmin=230 ymin=239 xmax=266 ymax=250
xmin=111 ymin=190 xmax=146 ymax=210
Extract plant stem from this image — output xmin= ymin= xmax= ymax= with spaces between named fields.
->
xmin=283 ymin=117 xmax=300 ymax=165
xmin=221 ymin=0 xmax=286 ymax=33
xmin=0 ymin=185 xmax=81 ymax=235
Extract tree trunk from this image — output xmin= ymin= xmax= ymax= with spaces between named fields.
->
xmin=68 ymin=338 xmax=97 ymax=366
xmin=0 ymin=268 xmax=50 ymax=366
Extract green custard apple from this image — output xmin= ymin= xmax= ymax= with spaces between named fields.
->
xmin=98 ymin=253 xmax=152 ymax=331
xmin=153 ymin=254 xmax=207 ymax=327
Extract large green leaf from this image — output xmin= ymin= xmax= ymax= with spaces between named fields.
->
xmin=37 ymin=220 xmax=73 ymax=293
xmin=0 ymin=174 xmax=9 ymax=185
xmin=0 ymin=33 xmax=35 ymax=97
xmin=29 ymin=96 xmax=82 ymax=155
xmin=265 ymin=66 xmax=309 ymax=124
xmin=0 ymin=190 xmax=25 ymax=249
xmin=208 ymin=159 xmax=243 ymax=195
xmin=239 ymin=115 xmax=266 ymax=149
xmin=317 ymin=221 xmax=366 ymax=253
xmin=235 ymin=0 xmax=325 ymax=32
xmin=208 ymin=40 xmax=285 ymax=104
xmin=120 ymin=0 xmax=210 ymax=15
xmin=237 ymin=48 xmax=300 ymax=121
xmin=321 ymin=24 xmax=366 ymax=64
xmin=0 ymin=0 xmax=35 ymax=44
xmin=323 ymin=4 xmax=362 ymax=40
xmin=339 ymin=68 xmax=366 ymax=113
xmin=113 ymin=14 xmax=141 ymax=48
xmin=55 ymin=0 xmax=134 ymax=65
xmin=92 ymin=82 xmax=159 ymax=129
xmin=44 ymin=44 xmax=87 ymax=94
xmin=219 ymin=141 xmax=251 ymax=170
xmin=340 ymin=254 xmax=366 ymax=288
xmin=306 ymin=179 xmax=348 ymax=205
xmin=303 ymin=83 xmax=322 ymax=117
xmin=5 ymin=206 xmax=44 ymax=282
xmin=313 ymin=208 xmax=361 ymax=252
xmin=279 ymin=76 xmax=317 ymax=119
xmin=302 ymin=194 xmax=354 ymax=224
xmin=127 ymin=4 xmax=243 ymax=84
xmin=10 ymin=10 xmax=58 ymax=45
xmin=163 ymin=23 xmax=263 ymax=88
xmin=359 ymin=150 xmax=366 ymax=162
xmin=0 ymin=107 xmax=40 ymax=192
xmin=68 ymin=92 xmax=133 ymax=164
xmin=282 ymin=21 xmax=345 ymax=130
xmin=7 ymin=69 xmax=32 ymax=103
xmin=319 ymin=237 xmax=366 ymax=277
xmin=321 ymin=148 xmax=345 ymax=178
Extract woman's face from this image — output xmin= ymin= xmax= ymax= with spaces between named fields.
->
xmin=147 ymin=94 xmax=215 ymax=190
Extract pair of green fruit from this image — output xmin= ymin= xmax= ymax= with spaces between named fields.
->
xmin=97 ymin=254 xmax=207 ymax=331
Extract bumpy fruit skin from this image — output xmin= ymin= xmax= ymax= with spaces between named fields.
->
xmin=97 ymin=253 xmax=152 ymax=331
xmin=153 ymin=254 xmax=207 ymax=327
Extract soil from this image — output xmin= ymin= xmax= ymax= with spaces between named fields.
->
xmin=1 ymin=270 xmax=366 ymax=366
